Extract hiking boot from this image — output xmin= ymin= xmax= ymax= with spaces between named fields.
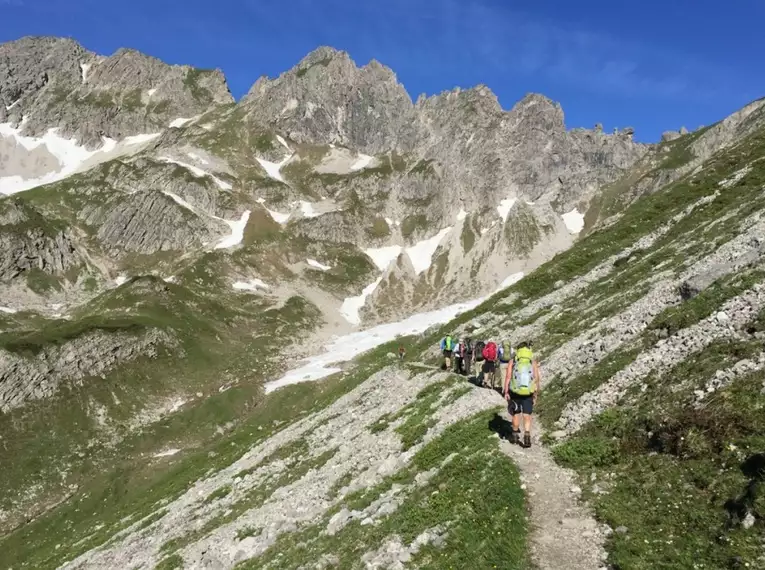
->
xmin=523 ymin=433 xmax=532 ymax=448
xmin=512 ymin=430 xmax=521 ymax=445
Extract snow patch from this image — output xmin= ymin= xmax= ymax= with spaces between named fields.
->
xmin=499 ymin=272 xmax=525 ymax=289
xmin=497 ymin=198 xmax=517 ymax=222
xmin=163 ymin=190 xmax=249 ymax=249
xmin=147 ymin=88 xmax=157 ymax=97
xmin=276 ymin=135 xmax=290 ymax=150
xmin=214 ymin=210 xmax=250 ymax=249
xmin=267 ymin=291 xmax=492 ymax=392
xmin=300 ymin=201 xmax=319 ymax=218
xmin=169 ymin=117 xmax=194 ymax=128
xmin=256 ymin=154 xmax=292 ymax=183
xmin=0 ymin=123 xmax=117 ymax=195
xmin=5 ymin=99 xmax=20 ymax=111
xmin=186 ymin=152 xmax=208 ymax=165
xmin=161 ymin=191 xmax=195 ymax=211
xmin=364 ymin=246 xmax=403 ymax=271
xmin=163 ymin=276 xmax=176 ymax=283
xmin=80 ymin=62 xmax=92 ymax=83
xmin=114 ymin=274 xmax=129 ymax=286
xmin=123 ymin=133 xmax=161 ymax=145
xmin=340 ymin=277 xmax=383 ymax=325
xmin=562 ymin=208 xmax=585 ymax=234
xmin=267 ymin=208 xmax=290 ymax=224
xmin=307 ymin=259 xmax=332 ymax=271
xmin=350 ymin=153 xmax=374 ymax=171
xmin=406 ymin=228 xmax=452 ymax=275
xmin=456 ymin=209 xmax=467 ymax=222
xmin=0 ymin=306 xmax=18 ymax=314
xmin=0 ymin=124 xmax=160 ymax=195
xmin=384 ymin=217 xmax=394 ymax=226
xmin=232 ymin=279 xmax=270 ymax=292
xmin=157 ymin=156 xmax=232 ymax=190
xmin=153 ymin=449 xmax=180 ymax=458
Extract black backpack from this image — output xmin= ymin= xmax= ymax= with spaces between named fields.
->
xmin=474 ymin=340 xmax=486 ymax=362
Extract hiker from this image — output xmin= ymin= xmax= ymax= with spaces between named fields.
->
xmin=398 ymin=345 xmax=406 ymax=360
xmin=453 ymin=338 xmax=465 ymax=374
xmin=498 ymin=339 xmax=513 ymax=389
xmin=482 ymin=340 xmax=499 ymax=389
xmin=440 ymin=335 xmax=455 ymax=370
xmin=473 ymin=339 xmax=486 ymax=383
xmin=503 ymin=341 xmax=541 ymax=448
xmin=462 ymin=337 xmax=473 ymax=377
xmin=454 ymin=338 xmax=473 ymax=376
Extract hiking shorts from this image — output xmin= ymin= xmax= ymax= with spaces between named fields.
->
xmin=482 ymin=360 xmax=496 ymax=374
xmin=442 ymin=350 xmax=453 ymax=358
xmin=509 ymin=392 xmax=534 ymax=415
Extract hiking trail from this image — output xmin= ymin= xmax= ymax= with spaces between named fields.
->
xmin=408 ymin=362 xmax=608 ymax=569
xmin=496 ymin=404 xmax=608 ymax=570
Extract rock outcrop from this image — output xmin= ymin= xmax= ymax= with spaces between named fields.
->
xmin=0 ymin=327 xmax=178 ymax=412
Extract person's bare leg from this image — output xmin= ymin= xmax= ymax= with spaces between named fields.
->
xmin=523 ymin=414 xmax=533 ymax=448
xmin=512 ymin=413 xmax=521 ymax=431
xmin=511 ymin=410 xmax=521 ymax=444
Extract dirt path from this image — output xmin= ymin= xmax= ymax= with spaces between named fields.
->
xmin=496 ymin=405 xmax=608 ymax=570
xmin=398 ymin=364 xmax=607 ymax=569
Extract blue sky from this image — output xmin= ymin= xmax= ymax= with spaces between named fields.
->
xmin=2 ymin=0 xmax=764 ymax=142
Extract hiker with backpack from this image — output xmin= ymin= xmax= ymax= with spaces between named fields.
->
xmin=498 ymin=340 xmax=513 ymax=389
xmin=453 ymin=338 xmax=465 ymax=374
xmin=482 ymin=340 xmax=499 ymax=390
xmin=473 ymin=339 xmax=486 ymax=383
xmin=440 ymin=335 xmax=455 ymax=370
xmin=503 ymin=341 xmax=541 ymax=448
xmin=462 ymin=337 xmax=473 ymax=377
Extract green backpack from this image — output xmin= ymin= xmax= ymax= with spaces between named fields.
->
xmin=510 ymin=347 xmax=535 ymax=396
xmin=445 ymin=336 xmax=453 ymax=351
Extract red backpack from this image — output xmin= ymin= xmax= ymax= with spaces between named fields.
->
xmin=483 ymin=341 xmax=498 ymax=361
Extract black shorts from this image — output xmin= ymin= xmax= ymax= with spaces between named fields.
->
xmin=482 ymin=360 xmax=496 ymax=374
xmin=443 ymin=350 xmax=453 ymax=358
xmin=509 ymin=392 xmax=534 ymax=415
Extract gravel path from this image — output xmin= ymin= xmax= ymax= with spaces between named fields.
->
xmin=496 ymin=404 xmax=607 ymax=570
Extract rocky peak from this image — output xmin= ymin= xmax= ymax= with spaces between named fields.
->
xmin=0 ymin=36 xmax=89 ymax=117
xmin=241 ymin=48 xmax=413 ymax=154
xmin=298 ymin=45 xmax=348 ymax=67
xmin=505 ymin=93 xmax=565 ymax=135
xmin=0 ymin=37 xmax=233 ymax=147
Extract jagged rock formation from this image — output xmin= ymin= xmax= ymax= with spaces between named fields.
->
xmin=0 ymin=225 xmax=81 ymax=280
xmin=0 ymin=36 xmax=233 ymax=147
xmin=243 ymin=47 xmax=414 ymax=154
xmin=0 ymin=327 xmax=178 ymax=412
xmin=0 ymin=199 xmax=84 ymax=282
